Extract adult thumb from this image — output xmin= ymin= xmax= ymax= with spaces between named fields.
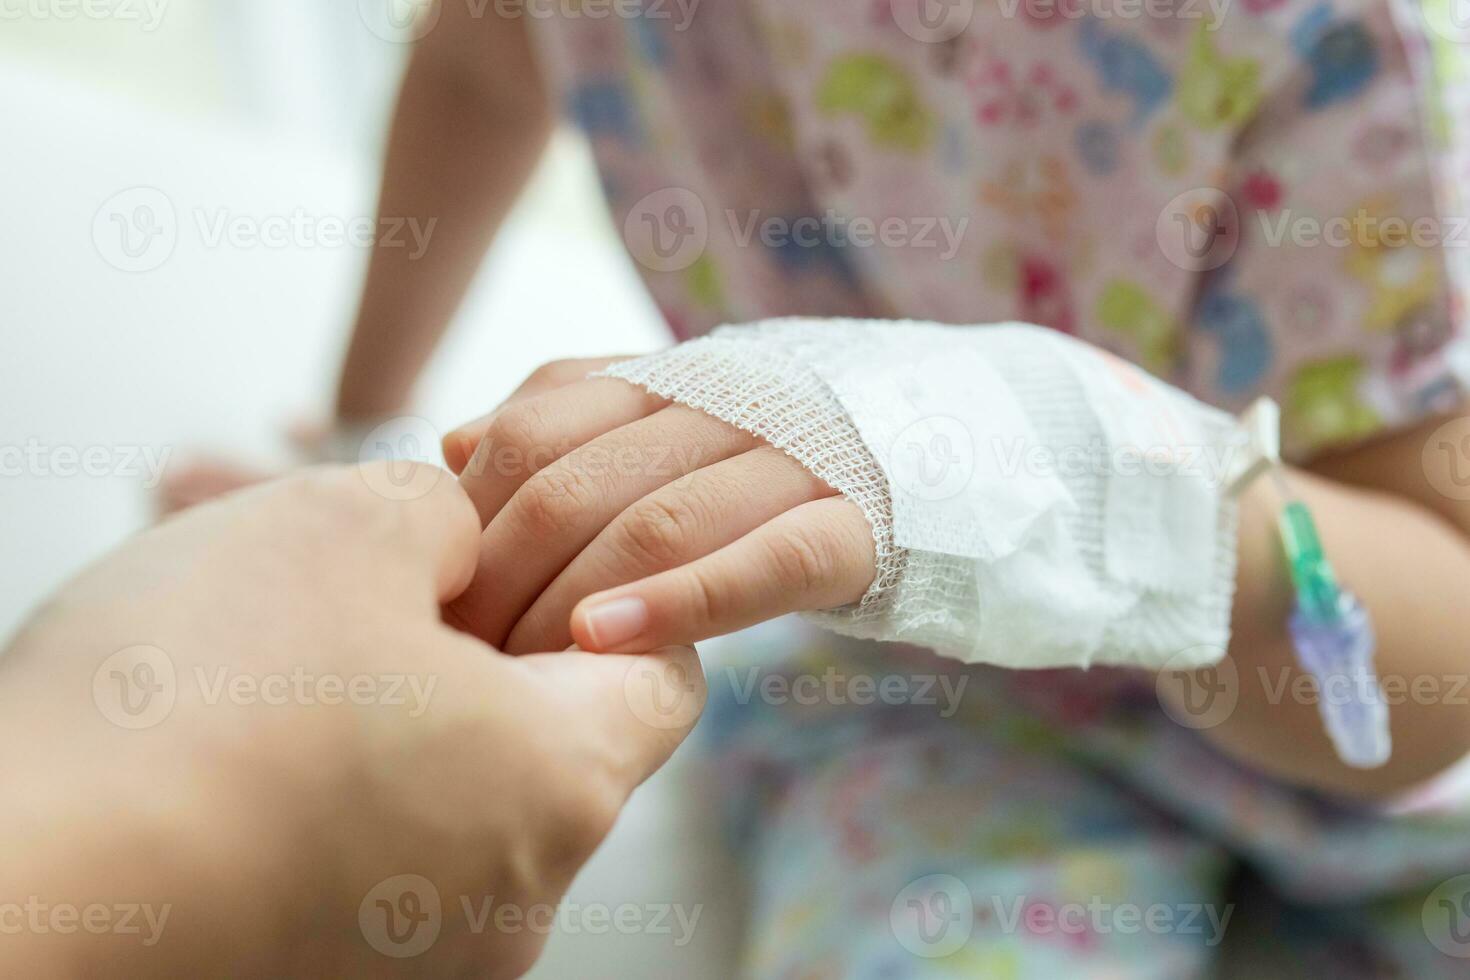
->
xmin=521 ymin=645 xmax=706 ymax=788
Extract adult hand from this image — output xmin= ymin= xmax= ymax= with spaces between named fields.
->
xmin=0 ymin=464 xmax=704 ymax=978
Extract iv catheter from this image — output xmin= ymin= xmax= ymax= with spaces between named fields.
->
xmin=1232 ymin=400 xmax=1391 ymax=769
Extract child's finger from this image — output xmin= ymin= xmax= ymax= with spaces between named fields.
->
xmin=441 ymin=358 xmax=633 ymax=473
xmin=450 ymin=405 xmax=757 ymax=647
xmin=506 ymin=357 xmax=633 ymax=402
xmin=568 ymin=498 xmax=875 ymax=653
xmin=452 ymin=378 xmax=668 ymax=523
xmin=502 ymin=446 xmax=838 ymax=653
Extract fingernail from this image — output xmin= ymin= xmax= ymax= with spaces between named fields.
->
xmin=580 ymin=596 xmax=648 ymax=648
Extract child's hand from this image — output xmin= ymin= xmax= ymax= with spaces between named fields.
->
xmin=442 ymin=360 xmax=876 ymax=654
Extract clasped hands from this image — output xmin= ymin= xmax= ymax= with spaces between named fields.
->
xmin=442 ymin=357 xmax=877 ymax=655
xmin=0 ymin=355 xmax=877 ymax=977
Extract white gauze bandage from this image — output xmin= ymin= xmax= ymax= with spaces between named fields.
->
xmin=600 ymin=319 xmax=1247 ymax=671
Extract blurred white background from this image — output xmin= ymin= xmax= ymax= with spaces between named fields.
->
xmin=0 ymin=4 xmax=741 ymax=976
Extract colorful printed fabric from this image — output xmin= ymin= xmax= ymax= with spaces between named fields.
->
xmin=531 ymin=0 xmax=1470 ymax=458
xmin=693 ymin=624 xmax=1470 ymax=977
xmin=526 ymin=2 xmax=1470 ymax=973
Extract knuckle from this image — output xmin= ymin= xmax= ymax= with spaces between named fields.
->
xmin=615 ymin=494 xmax=706 ymax=568
xmin=476 ymin=403 xmax=554 ymax=480
xmin=683 ymin=565 xmax=722 ymax=628
xmin=485 ymin=402 xmax=548 ymax=456
xmin=524 ymin=359 xmax=589 ymax=394
xmin=764 ymin=523 xmax=838 ymax=595
xmin=528 ymin=359 xmax=570 ymax=385
xmin=514 ymin=465 xmax=597 ymax=536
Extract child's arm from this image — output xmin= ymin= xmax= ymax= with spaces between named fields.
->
xmin=334 ymin=4 xmax=552 ymax=423
xmin=442 ymin=343 xmax=1470 ymax=802
xmin=156 ymin=9 xmax=549 ymax=515
xmin=1189 ymin=412 xmax=1470 ymax=798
